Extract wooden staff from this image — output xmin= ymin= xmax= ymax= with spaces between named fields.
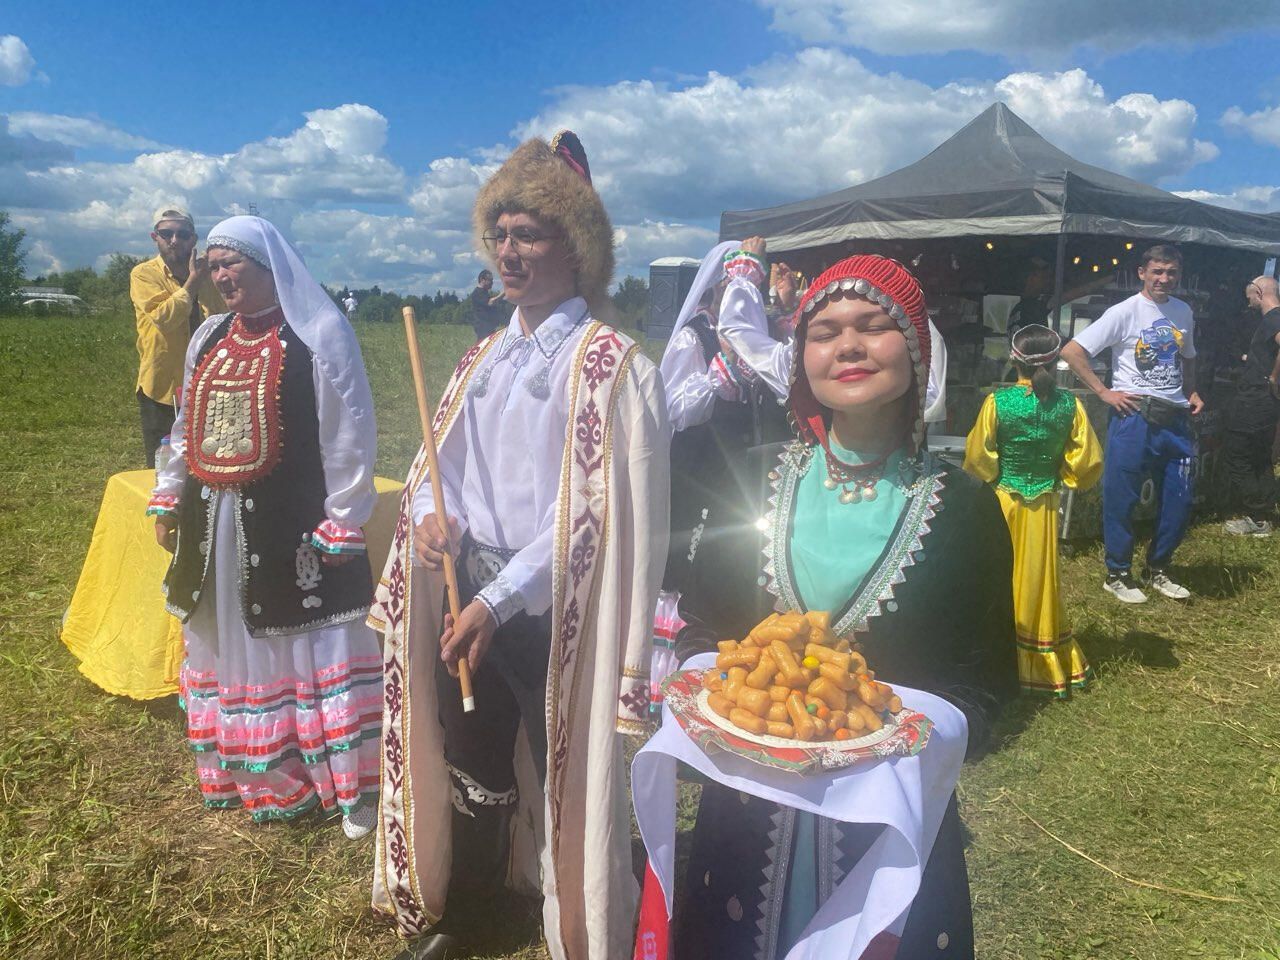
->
xmin=402 ymin=305 xmax=475 ymax=713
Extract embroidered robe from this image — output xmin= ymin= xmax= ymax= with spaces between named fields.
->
xmin=369 ymin=322 xmax=670 ymax=960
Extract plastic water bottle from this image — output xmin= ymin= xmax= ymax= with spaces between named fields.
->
xmin=155 ymin=436 xmax=172 ymax=475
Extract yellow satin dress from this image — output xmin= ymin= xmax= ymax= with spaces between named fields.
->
xmin=964 ymin=383 xmax=1102 ymax=696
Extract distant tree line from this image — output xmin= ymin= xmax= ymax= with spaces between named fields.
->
xmin=0 ymin=212 xmax=27 ymax=308
xmin=1 ymin=205 xmax=652 ymax=327
xmin=328 ymin=274 xmax=651 ymax=329
xmin=326 ymin=286 xmax=467 ymax=326
xmin=26 ymin=253 xmax=143 ymax=315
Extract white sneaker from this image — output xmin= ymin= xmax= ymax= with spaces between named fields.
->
xmin=342 ymin=804 xmax=376 ymax=840
xmin=1224 ymin=517 xmax=1272 ymax=537
xmin=1103 ymin=573 xmax=1147 ymax=604
xmin=1147 ymin=570 xmax=1190 ymax=600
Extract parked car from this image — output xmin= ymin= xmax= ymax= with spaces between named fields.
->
xmin=21 ymin=294 xmax=87 ymax=313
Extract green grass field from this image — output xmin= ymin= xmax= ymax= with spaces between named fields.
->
xmin=1 ymin=312 xmax=1277 ymax=959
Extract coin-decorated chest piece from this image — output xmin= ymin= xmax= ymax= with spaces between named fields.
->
xmin=185 ymin=313 xmax=285 ymax=487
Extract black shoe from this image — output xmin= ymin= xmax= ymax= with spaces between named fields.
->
xmin=391 ymin=932 xmax=462 ymax=960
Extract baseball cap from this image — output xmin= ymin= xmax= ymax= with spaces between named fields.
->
xmin=152 ymin=205 xmax=195 ymax=230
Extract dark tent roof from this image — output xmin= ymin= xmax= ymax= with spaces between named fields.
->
xmin=721 ymin=103 xmax=1280 ymax=254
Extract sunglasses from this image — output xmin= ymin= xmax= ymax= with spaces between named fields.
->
xmin=156 ymin=229 xmax=194 ymax=241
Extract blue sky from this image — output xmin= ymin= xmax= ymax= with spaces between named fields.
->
xmin=4 ymin=0 xmax=1280 ymax=292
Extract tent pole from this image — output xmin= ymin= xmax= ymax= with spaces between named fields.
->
xmin=1049 ymin=231 xmax=1067 ymax=333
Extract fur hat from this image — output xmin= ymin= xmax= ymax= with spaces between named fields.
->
xmin=472 ymin=131 xmax=614 ymax=316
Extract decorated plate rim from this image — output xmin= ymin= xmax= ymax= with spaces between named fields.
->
xmin=694 ymin=688 xmax=901 ymax=751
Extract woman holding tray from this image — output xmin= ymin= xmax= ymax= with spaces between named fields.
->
xmin=671 ymin=254 xmax=1018 ymax=959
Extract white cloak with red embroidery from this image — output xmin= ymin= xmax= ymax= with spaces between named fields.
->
xmin=369 ymin=320 xmax=670 ymax=960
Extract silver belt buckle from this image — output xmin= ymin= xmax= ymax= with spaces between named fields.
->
xmin=464 ymin=541 xmax=513 ymax=590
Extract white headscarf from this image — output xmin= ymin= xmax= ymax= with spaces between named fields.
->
xmin=658 ymin=240 xmax=739 ymax=386
xmin=205 ymin=215 xmax=376 ymax=442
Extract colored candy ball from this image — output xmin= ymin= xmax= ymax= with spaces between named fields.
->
xmin=806 ymin=702 xmax=818 ymax=714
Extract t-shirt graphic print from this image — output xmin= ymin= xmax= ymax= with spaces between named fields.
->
xmin=1073 ymin=292 xmax=1196 ymax=407
xmin=1134 ymin=317 xmax=1184 ymax=388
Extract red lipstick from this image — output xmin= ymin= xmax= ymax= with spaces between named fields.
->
xmin=835 ymin=367 xmax=873 ymax=382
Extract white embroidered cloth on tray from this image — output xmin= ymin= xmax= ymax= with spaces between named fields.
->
xmin=630 ymin=652 xmax=967 ymax=960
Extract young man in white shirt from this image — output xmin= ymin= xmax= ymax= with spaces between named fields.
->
xmin=1061 ymin=244 xmax=1203 ymax=603
xmin=370 ymin=132 xmax=669 ymax=960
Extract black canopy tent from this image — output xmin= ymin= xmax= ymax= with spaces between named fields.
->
xmin=720 ymin=103 xmax=1280 ymax=322
xmin=722 ymin=102 xmax=1280 ymax=254
xmin=718 ymin=103 xmax=1278 ymax=534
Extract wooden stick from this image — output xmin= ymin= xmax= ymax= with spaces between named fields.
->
xmin=402 ymin=306 xmax=475 ymax=713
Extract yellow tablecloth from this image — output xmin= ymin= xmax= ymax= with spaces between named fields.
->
xmin=60 ymin=470 xmax=404 ymax=700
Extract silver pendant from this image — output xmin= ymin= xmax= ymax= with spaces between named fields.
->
xmin=823 ymin=477 xmax=839 ymax=491
xmin=525 ymin=363 xmax=552 ymax=400
xmin=467 ymin=365 xmax=493 ymax=398
xmin=861 ymin=485 xmax=878 ymax=502
xmin=838 ymin=488 xmax=857 ymax=505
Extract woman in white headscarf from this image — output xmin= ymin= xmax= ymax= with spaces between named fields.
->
xmin=147 ymin=215 xmax=381 ymax=838
xmin=658 ymin=242 xmax=791 ymax=592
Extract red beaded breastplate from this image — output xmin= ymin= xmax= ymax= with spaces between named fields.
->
xmin=185 ymin=312 xmax=285 ymax=487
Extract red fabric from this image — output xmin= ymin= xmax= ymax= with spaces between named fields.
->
xmin=788 ymin=255 xmax=930 ymax=454
xmin=633 ymin=860 xmax=670 ymax=960
xmin=860 ymin=930 xmax=902 ymax=959
xmin=550 ymin=129 xmax=592 ymax=184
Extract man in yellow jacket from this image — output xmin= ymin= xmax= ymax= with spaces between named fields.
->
xmin=130 ymin=206 xmax=224 ymax=465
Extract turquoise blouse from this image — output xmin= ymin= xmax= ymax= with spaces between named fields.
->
xmin=789 ymin=441 xmax=910 ymax=615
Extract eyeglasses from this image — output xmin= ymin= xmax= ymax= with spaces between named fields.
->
xmin=481 ymin=228 xmax=560 ymax=256
xmin=156 ymin=229 xmax=194 ymax=241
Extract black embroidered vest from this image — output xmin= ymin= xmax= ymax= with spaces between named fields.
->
xmin=163 ymin=314 xmax=373 ymax=636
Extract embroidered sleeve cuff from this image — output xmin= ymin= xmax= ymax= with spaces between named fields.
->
xmin=309 ymin=518 xmax=367 ymax=556
xmin=145 ymin=493 xmax=180 ymax=517
xmin=616 ymin=671 xmax=651 ymax=735
xmin=476 ymin=573 xmax=525 ymax=627
xmin=723 ymin=250 xmax=766 ymax=287
xmin=709 ymin=353 xmax=741 ymax=401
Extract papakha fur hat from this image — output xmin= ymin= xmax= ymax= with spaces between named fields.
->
xmin=472 ymin=131 xmax=615 ymax=316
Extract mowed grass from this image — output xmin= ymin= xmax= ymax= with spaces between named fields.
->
xmin=1 ymin=312 xmax=1278 ymax=959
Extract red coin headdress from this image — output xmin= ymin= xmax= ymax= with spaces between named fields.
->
xmin=788 ymin=254 xmax=932 ymax=455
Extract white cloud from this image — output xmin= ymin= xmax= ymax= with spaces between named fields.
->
xmin=1174 ymin=186 xmax=1280 ymax=212
xmin=613 ymin=220 xmax=719 ymax=275
xmin=0 ymin=116 xmax=73 ymax=168
xmin=755 ymin=0 xmax=1280 ymax=56
xmin=409 ymin=154 xmax=502 ymax=225
xmin=7 ymin=112 xmax=163 ymax=151
xmin=1221 ymin=104 xmax=1280 ymax=148
xmin=0 ymin=57 xmax=1233 ymax=293
xmin=0 ymin=35 xmax=35 ymax=86
xmin=520 ymin=54 xmax=1217 ymax=228
xmin=994 ymin=70 xmax=1218 ymax=182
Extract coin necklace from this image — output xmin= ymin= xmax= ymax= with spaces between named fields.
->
xmin=822 ymin=448 xmax=890 ymax=505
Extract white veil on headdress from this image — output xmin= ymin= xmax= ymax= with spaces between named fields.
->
xmin=658 ymin=240 xmax=739 ymax=387
xmin=204 ymin=215 xmax=376 ymax=444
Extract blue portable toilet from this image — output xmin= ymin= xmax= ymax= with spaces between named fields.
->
xmin=646 ymin=257 xmax=700 ymax=340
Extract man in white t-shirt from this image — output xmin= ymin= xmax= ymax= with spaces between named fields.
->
xmin=1061 ymin=244 xmax=1203 ymax=603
